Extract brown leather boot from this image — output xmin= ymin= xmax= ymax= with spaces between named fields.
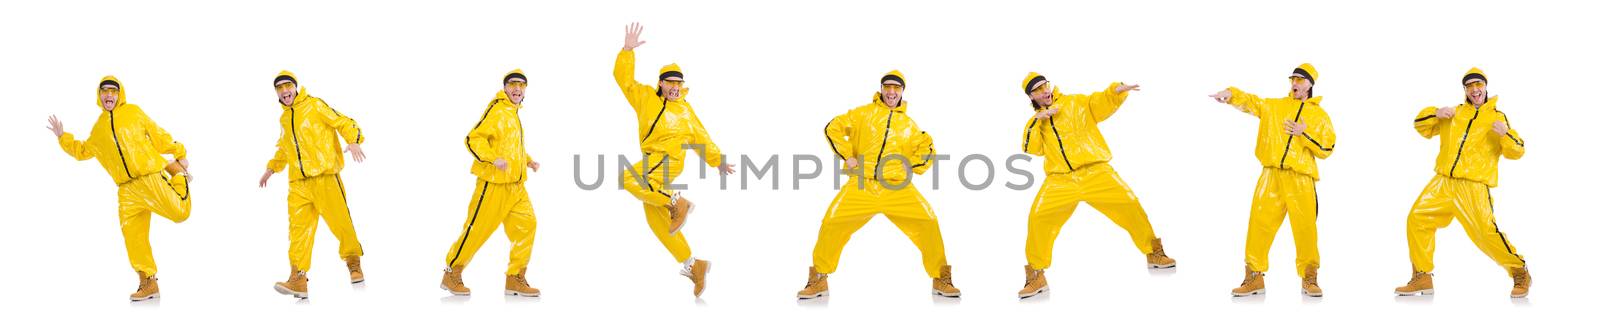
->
xmin=273 ymin=268 xmax=309 ymax=299
xmin=796 ymin=266 xmax=829 ymax=299
xmin=1018 ymin=265 xmax=1048 ymax=299
xmin=1231 ymin=265 xmax=1265 ymax=297
xmin=667 ymin=194 xmax=695 ymax=235
xmin=440 ymin=265 xmax=470 ymax=296
xmin=932 ymin=265 xmax=961 ymax=298
xmin=1510 ymin=266 xmax=1531 ymax=298
xmin=1302 ymin=264 xmax=1323 ymax=297
xmin=1394 ymin=270 xmax=1433 ymax=296
xmin=505 ymin=268 xmax=541 ymax=297
xmin=345 ymin=256 xmax=364 ymax=284
xmin=1146 ymin=238 xmax=1176 ymax=269
xmin=130 ymin=272 xmax=159 ymax=301
xmin=680 ymin=259 xmax=710 ymax=297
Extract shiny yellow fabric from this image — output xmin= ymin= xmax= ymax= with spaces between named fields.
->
xmin=1243 ymin=168 xmax=1319 ymax=274
xmin=266 ymin=71 xmax=365 ymax=181
xmin=1405 ymin=175 xmax=1526 ymax=274
xmin=467 ymin=89 xmax=531 ymax=184
xmin=812 ymin=177 xmax=948 ymax=278
xmin=1020 ymin=83 xmax=1129 ymax=174
xmin=286 ymin=174 xmax=362 ymax=271
xmin=444 ymin=179 xmax=539 ymax=275
xmin=118 ymin=173 xmax=191 ymax=276
xmin=1413 ymin=97 xmax=1524 ymax=187
xmin=1024 ymin=163 xmax=1156 ymax=270
xmin=613 ymin=50 xmax=726 ymax=168
xmin=615 ymin=50 xmax=722 ymax=263
xmin=1223 ymin=88 xmax=1336 ymax=180
xmin=59 ymin=76 xmax=188 ymax=185
xmin=824 ymin=93 xmax=935 ymax=184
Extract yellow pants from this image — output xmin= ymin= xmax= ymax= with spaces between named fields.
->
xmin=1406 ymin=175 xmax=1526 ymax=274
xmin=118 ymin=172 xmax=191 ymax=276
xmin=287 ymin=174 xmax=363 ymax=271
xmin=811 ymin=177 xmax=948 ymax=278
xmin=444 ymin=179 xmax=538 ymax=275
xmin=1025 ymin=163 xmax=1157 ymax=270
xmin=1243 ymin=167 xmax=1319 ymax=274
xmin=621 ymin=154 xmax=693 ymax=263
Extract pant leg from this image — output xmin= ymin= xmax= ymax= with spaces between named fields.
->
xmin=1024 ymin=174 xmax=1080 ymax=270
xmin=1244 ymin=168 xmax=1289 ymax=273
xmin=118 ymin=185 xmax=157 ymax=276
xmin=622 ymin=155 xmax=675 ymax=207
xmin=445 ymin=180 xmax=509 ymax=269
xmin=1283 ymin=172 xmax=1320 ymax=275
xmin=287 ymin=179 xmax=320 ymax=271
xmin=145 ymin=174 xmax=191 ymax=223
xmin=1081 ymin=165 xmax=1158 ymax=255
xmin=1405 ymin=175 xmax=1456 ymax=273
xmin=314 ymin=174 xmax=364 ymax=259
xmin=811 ymin=178 xmax=878 ymax=274
xmin=1451 ymin=180 xmax=1528 ymax=274
xmin=643 ymin=203 xmax=693 ymax=263
xmin=502 ymin=185 xmax=538 ymax=275
xmin=882 ymin=184 xmax=948 ymax=278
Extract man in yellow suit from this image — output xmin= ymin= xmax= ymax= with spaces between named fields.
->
xmin=257 ymin=71 xmax=368 ymax=299
xmin=1208 ymin=64 xmax=1337 ymax=297
xmin=438 ymin=70 xmax=543 ymax=297
xmin=1394 ymin=68 xmax=1531 ymax=298
xmin=613 ymin=23 xmax=735 ymax=297
xmin=49 ymin=76 xmax=192 ymax=301
xmin=1014 ymin=73 xmax=1176 ymax=299
xmin=796 ymin=70 xmax=960 ymax=300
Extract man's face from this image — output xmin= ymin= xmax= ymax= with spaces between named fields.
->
xmin=99 ymin=85 xmax=118 ymax=111
xmin=1464 ymin=80 xmax=1487 ymax=105
xmin=505 ymin=78 xmax=527 ymax=105
xmin=275 ymin=81 xmax=297 ymax=106
xmin=1289 ymin=76 xmax=1312 ymax=100
xmin=1028 ymin=81 xmax=1053 ymax=108
xmin=659 ymin=78 xmax=683 ymax=100
xmin=880 ymin=82 xmax=903 ymax=107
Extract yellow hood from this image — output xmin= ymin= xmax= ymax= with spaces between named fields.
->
xmin=97 ymin=75 xmax=126 ymax=111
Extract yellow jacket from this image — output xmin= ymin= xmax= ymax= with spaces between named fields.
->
xmin=467 ymin=89 xmax=531 ymax=184
xmin=1020 ymin=83 xmax=1129 ymax=174
xmin=266 ymin=71 xmax=364 ymax=181
xmin=825 ymin=93 xmax=936 ymax=184
xmin=59 ymin=76 xmax=188 ymax=185
xmin=613 ymin=50 xmax=725 ymax=167
xmin=1414 ymin=97 xmax=1523 ymax=186
xmin=1225 ymin=87 xmax=1337 ymax=180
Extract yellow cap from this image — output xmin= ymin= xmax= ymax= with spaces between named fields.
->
xmin=1290 ymin=63 xmax=1318 ymax=84
xmin=881 ymin=70 xmax=906 ymax=86
xmin=1462 ymin=67 xmax=1487 ymax=86
xmin=659 ymin=64 xmax=683 ymax=81
xmin=1021 ymin=72 xmax=1047 ymax=94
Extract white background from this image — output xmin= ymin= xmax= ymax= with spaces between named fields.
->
xmin=2 ymin=0 xmax=1594 ymax=333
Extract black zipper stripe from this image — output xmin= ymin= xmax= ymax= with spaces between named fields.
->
xmin=824 ymin=119 xmax=846 ymax=160
xmin=1022 ymin=118 xmax=1038 ymax=152
xmin=449 ymin=180 xmax=491 ymax=267
xmin=288 ymin=106 xmax=309 ymax=178
xmin=1448 ymin=106 xmax=1482 ymax=178
xmin=1496 ymin=110 xmax=1524 ymax=146
xmin=466 ymin=102 xmax=496 ymax=162
xmin=874 ymin=110 xmax=893 ymax=180
xmin=1278 ymin=102 xmax=1306 ymax=168
xmin=1302 ymin=134 xmax=1333 ymax=151
xmin=1484 ymin=186 xmax=1526 ymax=264
xmin=108 ymin=110 xmax=134 ymax=180
xmin=1046 ymin=115 xmax=1073 ymax=171
xmin=641 ymin=99 xmax=669 ymax=143
xmin=1414 ymin=115 xmax=1437 ymax=122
